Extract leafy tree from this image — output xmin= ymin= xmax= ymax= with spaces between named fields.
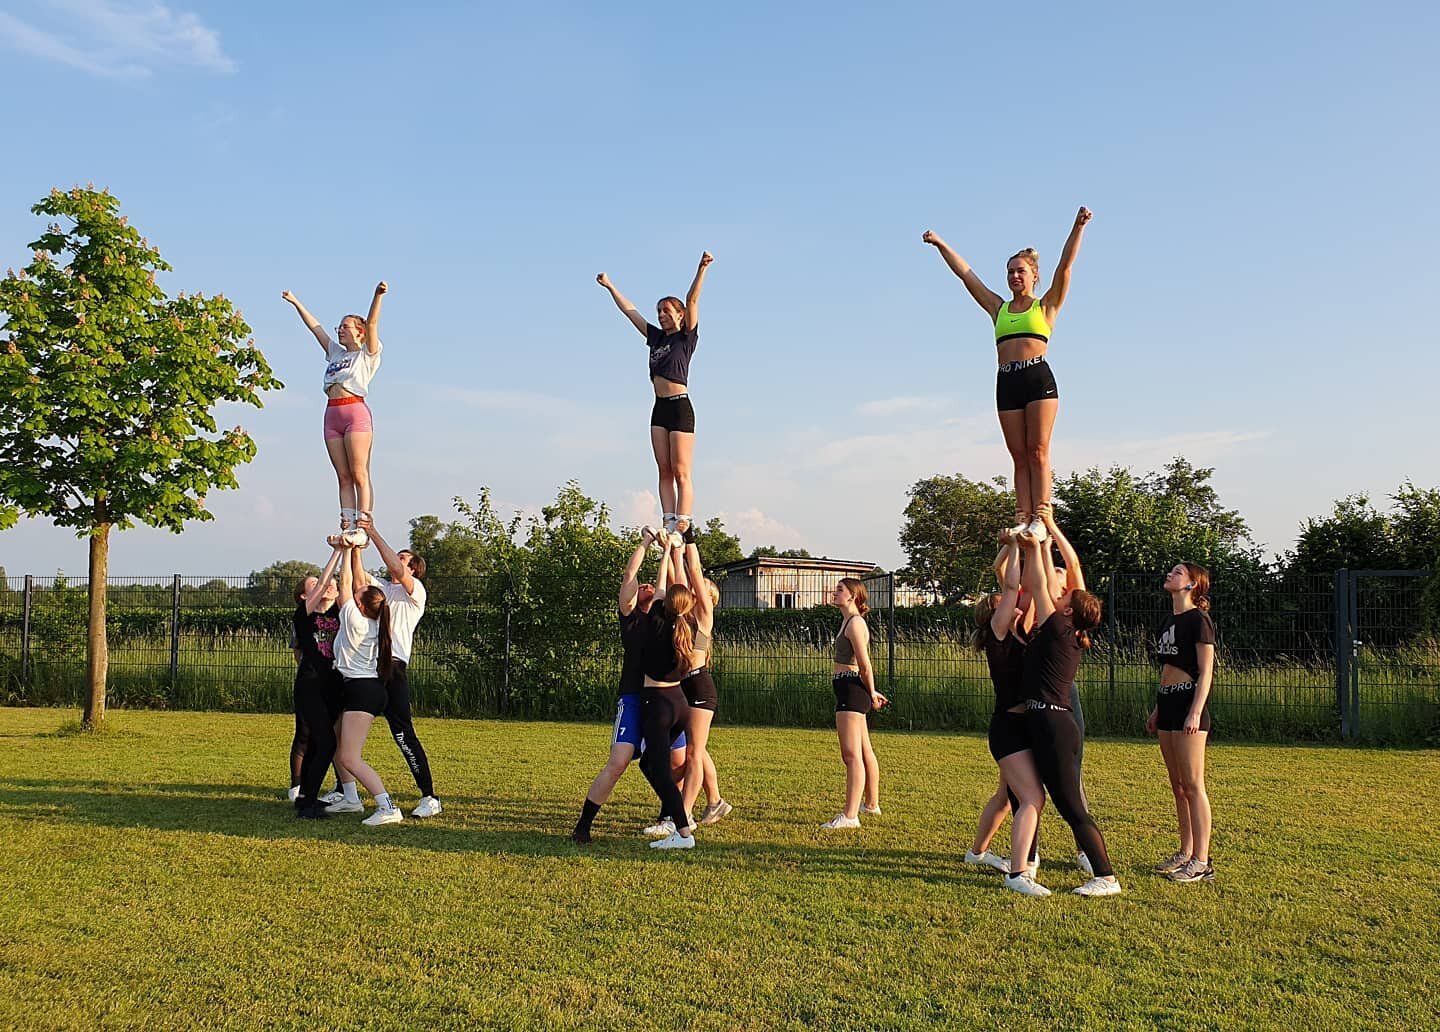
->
xmin=1286 ymin=494 xmax=1397 ymax=574
xmin=406 ymin=512 xmax=491 ymax=590
xmin=1139 ymin=457 xmax=1250 ymax=550
xmin=247 ymin=559 xmax=324 ymax=605
xmin=1391 ymin=481 xmax=1440 ymax=571
xmin=0 ymin=187 xmax=281 ymax=728
xmin=896 ymin=474 xmax=1014 ymax=601
xmin=750 ymin=546 xmax=813 ymax=559
xmin=692 ymin=517 xmax=744 ymax=567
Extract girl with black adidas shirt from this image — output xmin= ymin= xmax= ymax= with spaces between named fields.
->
xmin=1146 ymin=563 xmax=1217 ymax=883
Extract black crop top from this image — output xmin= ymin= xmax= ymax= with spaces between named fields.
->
xmin=639 ymin=606 xmax=683 ymax=683
xmin=983 ymin=625 xmax=1028 ymax=712
xmin=646 ymin=323 xmax=698 ymax=386
xmin=1155 ymin=608 xmax=1215 ymax=682
xmin=1021 ymin=612 xmax=1083 ymax=709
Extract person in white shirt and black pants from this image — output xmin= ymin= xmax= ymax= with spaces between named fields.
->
xmin=356 ymin=516 xmax=441 ymax=819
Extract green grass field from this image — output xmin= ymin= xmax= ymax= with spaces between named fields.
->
xmin=1 ymin=707 xmax=1437 ymax=1030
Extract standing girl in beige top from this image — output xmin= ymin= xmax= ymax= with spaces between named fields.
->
xmin=822 ymin=578 xmax=888 ymax=830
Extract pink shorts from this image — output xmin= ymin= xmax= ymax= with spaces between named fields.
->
xmin=323 ymin=397 xmax=373 ymax=440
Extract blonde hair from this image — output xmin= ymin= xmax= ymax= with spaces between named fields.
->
xmin=969 ymin=592 xmax=1001 ymax=653
xmin=1007 ymin=248 xmax=1040 ymax=282
xmin=666 ymin=585 xmax=696 ymax=666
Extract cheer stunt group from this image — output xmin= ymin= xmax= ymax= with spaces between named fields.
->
xmin=278 ymin=209 xmax=1219 ymax=895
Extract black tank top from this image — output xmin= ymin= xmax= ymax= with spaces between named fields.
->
xmin=1021 ymin=611 xmax=1083 ymax=709
xmin=983 ymin=624 xmax=1028 ymax=712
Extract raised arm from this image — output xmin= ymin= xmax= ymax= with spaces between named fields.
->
xmin=365 ymin=281 xmax=387 ymax=356
xmin=361 ymin=518 xmax=415 ymax=597
xmin=596 ymin=273 xmax=649 ymax=336
xmin=281 ymin=291 xmax=333 ymax=352
xmin=1040 ymin=506 xmax=1085 ymax=593
xmin=349 ymin=542 xmax=374 ymax=591
xmin=306 ymin=545 xmax=345 ymax=614
xmin=683 ymin=542 xmax=712 ymax=621
xmin=665 ymin=535 xmax=689 ymax=590
xmin=655 ymin=537 xmax=673 ymax=599
xmin=337 ymin=539 xmax=355 ymax=600
xmin=618 ymin=531 xmax=653 ymax=615
xmin=1019 ymin=533 xmax=1056 ymax=625
xmin=921 ymin=230 xmax=1004 ymax=319
xmin=685 ymin=251 xmax=712 ymax=329
xmin=1040 ymin=206 xmax=1092 ymax=321
xmin=991 ymin=539 xmax=1022 ymax=640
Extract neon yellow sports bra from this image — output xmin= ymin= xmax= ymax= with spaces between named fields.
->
xmin=994 ymin=299 xmax=1050 ymax=345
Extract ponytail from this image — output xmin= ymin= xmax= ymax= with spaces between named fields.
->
xmin=839 ymin=577 xmax=870 ymax=616
xmin=376 ymin=604 xmax=393 ymax=682
xmin=1183 ymin=562 xmax=1212 ymax=612
xmin=1070 ymin=590 xmax=1103 ymax=650
xmin=667 ymin=585 xmax=696 ymax=666
xmin=970 ymin=593 xmax=1000 ymax=653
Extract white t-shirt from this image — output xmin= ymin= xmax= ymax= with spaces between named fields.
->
xmin=382 ymin=578 xmax=426 ymax=664
xmin=333 ymin=598 xmax=381 ymax=679
xmin=323 ymin=340 xmax=383 ymax=397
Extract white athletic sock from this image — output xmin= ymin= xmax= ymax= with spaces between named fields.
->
xmin=341 ymin=781 xmax=360 ymax=804
xmin=340 ymin=507 xmax=357 ymax=528
xmin=376 ymin=792 xmax=393 ymax=811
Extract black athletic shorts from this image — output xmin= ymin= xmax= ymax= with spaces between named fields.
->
xmin=1157 ymin=681 xmax=1212 ymax=733
xmin=682 ymin=667 xmax=717 ymax=711
xmin=996 ymin=358 xmax=1059 ymax=412
xmin=342 ymin=676 xmax=388 ymax=717
xmin=833 ymin=673 xmax=872 ymax=714
xmin=988 ymin=709 xmax=1031 ymax=761
xmin=650 ymin=394 xmax=696 ymax=433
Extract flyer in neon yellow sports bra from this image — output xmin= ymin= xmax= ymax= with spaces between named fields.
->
xmin=994 ymin=299 xmax=1050 ymax=344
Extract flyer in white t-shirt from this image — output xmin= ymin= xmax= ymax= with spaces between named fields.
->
xmin=323 ymin=340 xmax=383 ymax=397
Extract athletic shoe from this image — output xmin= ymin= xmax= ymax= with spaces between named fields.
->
xmin=286 ymin=785 xmax=301 ymax=802
xmin=963 ymin=849 xmax=1010 ymax=872
xmin=1072 ymin=876 xmax=1123 ymax=897
xmin=1024 ymin=518 xmax=1048 ymax=542
xmin=411 ymin=796 xmax=443 ymax=819
xmin=570 ymin=829 xmax=592 ymax=845
xmin=1153 ymin=851 xmax=1190 ymax=875
xmin=295 ymin=803 xmax=331 ymax=820
xmin=1167 ymin=859 xmax=1215 ymax=883
xmin=820 ymin=814 xmax=861 ymax=830
xmin=650 ymin=831 xmax=695 ymax=850
xmin=341 ymin=528 xmax=369 ymax=548
xmin=362 ymin=806 xmax=403 ymax=827
xmin=860 ymin=803 xmax=882 ymax=815
xmin=1077 ymin=852 xmax=1094 ymax=876
xmin=319 ymin=789 xmax=345 ymax=805
xmin=643 ymin=818 xmax=676 ymax=838
xmin=324 ymin=799 xmax=364 ymax=814
xmin=698 ymin=799 xmax=733 ymax=826
xmin=1002 ymin=873 xmax=1051 ymax=897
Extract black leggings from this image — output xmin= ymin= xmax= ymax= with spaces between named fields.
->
xmin=295 ymin=671 xmax=342 ymax=806
xmin=384 ymin=661 xmax=435 ymax=798
xmin=289 ymin=712 xmax=308 ymax=788
xmin=1025 ymin=708 xmax=1113 ymax=877
xmin=639 ymin=687 xmax=690 ymax=828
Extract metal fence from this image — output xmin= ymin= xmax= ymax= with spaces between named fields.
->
xmin=1 ymin=568 xmax=1436 ymax=745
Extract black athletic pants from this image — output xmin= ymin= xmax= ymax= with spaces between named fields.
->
xmin=639 ymin=687 xmax=689 ymax=829
xmin=1025 ymin=708 xmax=1113 ymax=877
xmin=295 ymin=670 xmax=343 ymax=806
xmin=384 ymin=660 xmax=435 ymax=798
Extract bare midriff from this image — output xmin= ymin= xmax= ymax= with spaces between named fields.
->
xmin=325 ymin=384 xmax=360 ymax=400
xmin=1161 ymin=664 xmax=1194 ymax=687
xmin=996 ymin=336 xmax=1048 ymax=367
xmin=832 ymin=663 xmax=860 ymax=676
xmin=652 ymin=375 xmax=688 ymax=398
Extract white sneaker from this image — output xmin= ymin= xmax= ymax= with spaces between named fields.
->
xmin=1073 ymin=876 xmax=1122 ymax=897
xmin=341 ymin=528 xmax=369 ymax=548
xmin=1003 ymin=873 xmax=1052 ymax=897
xmin=319 ymin=790 xmax=345 ymax=806
xmin=1024 ymin=518 xmax=1048 ymax=542
xmin=411 ymin=796 xmax=443 ymax=819
xmin=324 ymin=799 xmax=364 ymax=814
xmin=698 ymin=799 xmax=733 ymax=826
xmin=860 ymin=803 xmax=882 ymax=816
xmin=286 ymin=786 xmax=301 ymax=802
xmin=642 ymin=818 xmax=676 ymax=838
xmin=362 ymin=805 xmax=403 ymax=827
xmin=650 ymin=831 xmax=695 ymax=850
xmin=820 ymin=814 xmax=861 ymax=830
xmin=963 ymin=849 xmax=1010 ymax=872
xmin=1076 ymin=852 xmax=1094 ymax=876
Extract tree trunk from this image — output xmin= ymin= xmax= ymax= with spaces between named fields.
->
xmin=83 ymin=522 xmax=110 ymax=730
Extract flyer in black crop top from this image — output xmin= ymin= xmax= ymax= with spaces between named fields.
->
xmin=1156 ymin=608 xmax=1215 ymax=682
xmin=645 ymin=323 xmax=698 ymax=386
xmin=1021 ymin=612 xmax=1082 ymax=708
xmin=293 ymin=601 xmax=340 ymax=678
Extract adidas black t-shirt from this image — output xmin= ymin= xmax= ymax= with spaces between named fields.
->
xmin=1155 ymin=608 xmax=1216 ymax=682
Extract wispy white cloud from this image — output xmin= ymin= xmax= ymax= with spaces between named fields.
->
xmin=0 ymin=1 xmax=234 ymax=78
xmin=856 ymin=396 xmax=946 ymax=418
xmin=714 ymin=506 xmax=807 ymax=551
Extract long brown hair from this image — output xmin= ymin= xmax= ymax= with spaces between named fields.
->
xmin=1182 ymin=562 xmax=1211 ymax=612
xmin=357 ymin=585 xmax=393 ymax=680
xmin=838 ymin=577 xmax=870 ymax=616
xmin=970 ymin=592 xmax=1001 ymax=653
xmin=1070 ymin=589 xmax=1103 ymax=649
xmin=666 ymin=584 xmax=696 ymax=664
xmin=293 ymin=576 xmax=316 ymax=604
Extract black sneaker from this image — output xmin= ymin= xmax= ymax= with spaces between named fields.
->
xmin=296 ymin=802 xmax=332 ymax=820
xmin=570 ymin=828 xmax=592 ymax=845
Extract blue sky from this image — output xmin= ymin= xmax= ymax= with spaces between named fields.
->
xmin=1 ymin=1 xmax=1436 ymax=577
